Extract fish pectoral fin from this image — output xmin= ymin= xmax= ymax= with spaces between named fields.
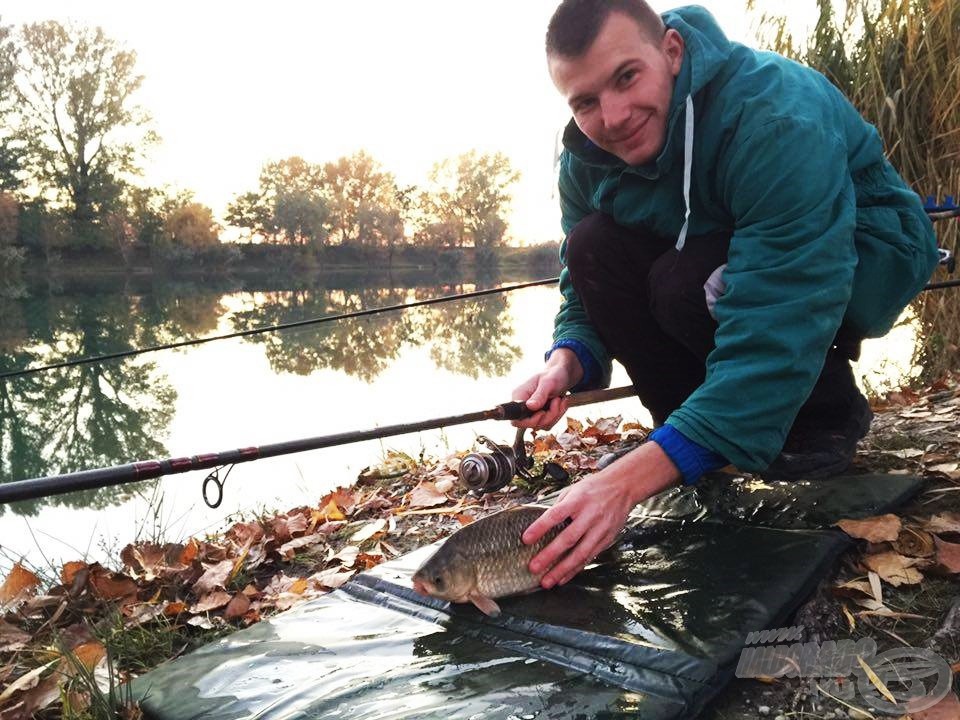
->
xmin=468 ymin=592 xmax=501 ymax=617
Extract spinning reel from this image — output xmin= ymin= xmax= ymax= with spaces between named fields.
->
xmin=458 ymin=427 xmax=569 ymax=494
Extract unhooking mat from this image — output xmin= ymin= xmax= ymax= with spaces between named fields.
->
xmin=133 ymin=473 xmax=923 ymax=720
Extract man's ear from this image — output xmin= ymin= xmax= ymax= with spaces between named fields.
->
xmin=662 ymin=28 xmax=684 ymax=76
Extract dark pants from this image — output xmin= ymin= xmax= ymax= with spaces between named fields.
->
xmin=565 ymin=213 xmax=863 ymax=431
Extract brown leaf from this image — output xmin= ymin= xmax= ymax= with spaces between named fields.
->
xmin=0 ymin=620 xmax=30 ymax=652
xmin=924 ymin=512 xmax=960 ymax=538
xmin=407 ymin=481 xmax=448 ymax=509
xmin=862 ymin=551 xmax=924 ymax=586
xmin=832 ymin=579 xmax=876 ymax=600
xmin=349 ymin=518 xmax=386 ymax=544
xmin=278 ymin=534 xmax=325 ymax=559
xmin=224 ymin=593 xmax=251 ymax=620
xmin=163 ymin=601 xmax=187 ymax=616
xmin=330 ymin=545 xmax=360 ymax=567
xmin=72 ymin=641 xmax=106 ymax=670
xmin=312 ymin=567 xmax=355 ymax=590
xmin=356 ymin=553 xmax=384 ymax=570
xmin=269 ymin=513 xmax=309 ymax=544
xmin=933 ymin=537 xmax=960 ymax=574
xmin=190 ymin=590 xmax=232 ymax=613
xmin=835 ymin=514 xmax=902 ymax=543
xmin=289 ymin=578 xmax=308 ymax=595
xmin=318 ymin=487 xmax=360 ymax=515
xmin=179 ymin=538 xmax=200 ymax=564
xmin=894 ymin=527 xmax=937 ymax=557
xmin=192 ymin=559 xmax=234 ymax=595
xmin=555 ymin=430 xmax=582 ymax=450
xmin=88 ymin=565 xmax=139 ymax=603
xmin=60 ymin=561 xmax=88 ymax=587
xmin=0 ymin=563 xmax=40 ymax=604
xmin=910 ymin=691 xmax=960 ymax=720
xmin=454 ymin=513 xmax=475 ymax=526
xmin=566 ymin=417 xmax=584 ymax=434
xmin=532 ymin=434 xmax=559 ymax=453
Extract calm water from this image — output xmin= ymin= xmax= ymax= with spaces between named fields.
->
xmin=0 ymin=269 xmax=915 ymax=572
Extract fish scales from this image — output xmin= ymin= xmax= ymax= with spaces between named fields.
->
xmin=412 ymin=505 xmax=563 ymax=616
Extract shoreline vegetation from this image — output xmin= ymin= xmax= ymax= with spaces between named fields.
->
xmin=1 ymin=372 xmax=959 ymax=719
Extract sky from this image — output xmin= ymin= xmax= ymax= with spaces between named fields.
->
xmin=3 ymin=0 xmax=815 ymax=244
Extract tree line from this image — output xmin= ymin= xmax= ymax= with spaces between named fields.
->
xmin=0 ymin=19 xmax=521 ymax=273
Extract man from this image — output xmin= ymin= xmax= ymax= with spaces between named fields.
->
xmin=515 ymin=0 xmax=939 ymax=590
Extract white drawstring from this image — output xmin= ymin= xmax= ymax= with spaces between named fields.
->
xmin=675 ymin=94 xmax=695 ymax=251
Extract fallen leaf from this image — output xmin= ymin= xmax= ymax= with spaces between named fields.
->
xmin=928 ymin=462 xmax=959 ymax=473
xmin=0 ymin=563 xmax=40 ymax=604
xmin=289 ymin=578 xmax=308 ymax=595
xmin=71 ymin=641 xmax=106 ymax=670
xmin=278 ymin=534 xmax=325 ymax=559
xmin=836 ymin=514 xmax=902 ymax=543
xmin=909 ymin=691 xmax=960 ymax=720
xmin=555 ymin=430 xmax=582 ymax=450
xmin=349 ymin=518 xmax=387 ymax=543
xmin=932 ymin=537 xmax=960 ymax=574
xmin=312 ymin=567 xmax=355 ymax=590
xmin=924 ymin=512 xmax=960 ymax=538
xmin=316 ymin=498 xmax=345 ymax=522
xmin=190 ymin=590 xmax=232 ymax=613
xmin=187 ymin=615 xmax=216 ymax=629
xmin=894 ymin=527 xmax=936 ymax=557
xmin=856 ymin=655 xmax=896 ymax=705
xmin=832 ymin=579 xmax=876 ymax=599
xmin=407 ymin=481 xmax=448 ymax=509
xmin=88 ymin=566 xmax=139 ymax=603
xmin=841 ymin=604 xmax=856 ymax=631
xmin=224 ymin=593 xmax=251 ymax=620
xmin=566 ymin=417 xmax=584 ymax=434
xmin=192 ymin=559 xmax=234 ymax=595
xmin=867 ymin=571 xmax=883 ymax=604
xmin=60 ymin=561 xmax=88 ymax=587
xmin=881 ymin=448 xmax=924 ymax=459
xmin=356 ymin=553 xmax=384 ymax=570
xmin=330 ymin=545 xmax=360 ymax=567
xmin=434 ymin=478 xmax=455 ymax=494
xmin=0 ymin=659 xmax=56 ymax=703
xmin=0 ymin=620 xmax=30 ymax=652
xmin=163 ymin=601 xmax=187 ymax=616
xmin=533 ymin=434 xmax=559 ymax=453
xmin=862 ymin=552 xmax=924 ymax=586
xmin=454 ymin=513 xmax=475 ymax=526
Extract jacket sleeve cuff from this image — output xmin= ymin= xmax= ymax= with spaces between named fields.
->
xmin=546 ymin=339 xmax=603 ymax=392
xmin=648 ymin=424 xmax=727 ymax=486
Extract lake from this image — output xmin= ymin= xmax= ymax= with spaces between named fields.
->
xmin=0 ymin=268 xmax=916 ymax=573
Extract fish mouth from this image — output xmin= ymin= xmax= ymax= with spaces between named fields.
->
xmin=412 ymin=578 xmax=432 ymax=596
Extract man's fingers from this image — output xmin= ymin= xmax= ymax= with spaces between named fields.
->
xmin=522 ymin=504 xmax=570 ymax=547
xmin=541 ymin=526 xmax=607 ymax=588
xmin=527 ymin=516 xmax=587 ymax=576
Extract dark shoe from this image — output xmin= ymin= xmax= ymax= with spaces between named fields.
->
xmin=763 ymin=394 xmax=873 ymax=481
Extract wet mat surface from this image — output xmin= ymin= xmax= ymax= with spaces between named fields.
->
xmin=134 ymin=474 xmax=922 ymax=719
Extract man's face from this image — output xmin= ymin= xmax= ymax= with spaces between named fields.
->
xmin=549 ymin=12 xmax=684 ymax=166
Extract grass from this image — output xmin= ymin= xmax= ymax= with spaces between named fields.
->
xmin=753 ymin=0 xmax=960 ymax=382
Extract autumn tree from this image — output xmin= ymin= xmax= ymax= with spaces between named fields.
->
xmin=323 ymin=151 xmax=404 ymax=248
xmin=0 ymin=19 xmax=21 ymax=193
xmin=163 ymin=202 xmax=220 ymax=249
xmin=419 ymin=151 xmax=519 ymax=249
xmin=13 ymin=21 xmax=155 ymax=240
xmin=226 ymin=156 xmax=328 ymax=245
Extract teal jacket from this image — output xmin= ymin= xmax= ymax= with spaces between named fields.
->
xmin=553 ymin=5 xmax=939 ymax=471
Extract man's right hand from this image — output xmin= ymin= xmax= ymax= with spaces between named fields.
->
xmin=511 ymin=348 xmax=583 ymax=430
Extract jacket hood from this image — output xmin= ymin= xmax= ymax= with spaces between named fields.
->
xmin=561 ymin=5 xmax=733 ymax=176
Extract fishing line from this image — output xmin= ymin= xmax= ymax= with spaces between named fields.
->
xmin=0 ymin=277 xmax=559 ymax=380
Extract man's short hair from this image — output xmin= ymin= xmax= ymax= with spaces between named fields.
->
xmin=546 ymin=0 xmax=666 ymax=57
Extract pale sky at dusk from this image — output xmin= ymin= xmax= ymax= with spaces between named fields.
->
xmin=4 ymin=1 xmax=814 ymax=243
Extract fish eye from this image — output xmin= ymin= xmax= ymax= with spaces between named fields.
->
xmin=433 ymin=575 xmax=445 ymax=589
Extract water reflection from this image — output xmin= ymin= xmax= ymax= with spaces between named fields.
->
xmin=0 ymin=272 xmax=524 ymax=516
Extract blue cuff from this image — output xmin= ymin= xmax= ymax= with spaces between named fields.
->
xmin=546 ymin=339 xmax=603 ymax=392
xmin=648 ymin=424 xmax=727 ymax=486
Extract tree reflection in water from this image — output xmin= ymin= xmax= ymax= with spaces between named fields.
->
xmin=0 ymin=273 xmax=525 ymax=515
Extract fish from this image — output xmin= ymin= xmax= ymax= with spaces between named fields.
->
xmin=411 ymin=504 xmax=564 ymax=617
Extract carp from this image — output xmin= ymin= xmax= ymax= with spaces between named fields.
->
xmin=411 ymin=504 xmax=563 ymax=617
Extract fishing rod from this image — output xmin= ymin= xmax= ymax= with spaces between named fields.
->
xmin=0 ymin=385 xmax=637 ymax=507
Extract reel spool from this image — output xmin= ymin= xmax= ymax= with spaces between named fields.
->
xmin=458 ymin=427 xmax=568 ymax=494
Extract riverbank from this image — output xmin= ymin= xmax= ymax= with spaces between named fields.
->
xmin=1 ymin=374 xmax=958 ymax=719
